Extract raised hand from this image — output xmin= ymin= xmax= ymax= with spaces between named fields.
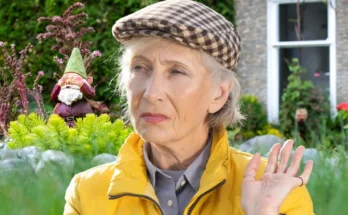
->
xmin=241 ymin=140 xmax=313 ymax=215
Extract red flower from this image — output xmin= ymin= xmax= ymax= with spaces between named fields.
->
xmin=337 ymin=102 xmax=348 ymax=112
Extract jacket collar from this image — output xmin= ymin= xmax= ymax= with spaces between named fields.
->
xmin=107 ymin=127 xmax=230 ymax=201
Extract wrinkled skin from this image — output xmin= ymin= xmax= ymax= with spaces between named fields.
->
xmin=125 ymin=38 xmax=231 ymax=170
xmin=242 ymin=140 xmax=313 ymax=215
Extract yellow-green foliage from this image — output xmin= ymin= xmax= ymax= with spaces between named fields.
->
xmin=7 ymin=113 xmax=133 ymax=156
xmin=258 ymin=124 xmax=284 ymax=139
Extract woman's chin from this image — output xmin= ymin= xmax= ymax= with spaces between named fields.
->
xmin=135 ymin=125 xmax=171 ymax=144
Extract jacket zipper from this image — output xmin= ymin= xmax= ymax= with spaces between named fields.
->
xmin=109 ymin=193 xmax=165 ymax=215
xmin=108 ymin=180 xmax=226 ymax=215
xmin=187 ymin=179 xmax=226 ymax=215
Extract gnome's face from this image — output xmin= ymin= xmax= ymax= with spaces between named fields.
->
xmin=58 ymin=73 xmax=84 ymax=106
xmin=58 ymin=84 xmax=83 ymax=106
xmin=58 ymin=73 xmax=85 ymax=87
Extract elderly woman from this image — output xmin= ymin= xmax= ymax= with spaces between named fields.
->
xmin=64 ymin=1 xmax=314 ymax=215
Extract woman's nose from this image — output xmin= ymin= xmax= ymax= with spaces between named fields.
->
xmin=143 ymin=72 xmax=165 ymax=103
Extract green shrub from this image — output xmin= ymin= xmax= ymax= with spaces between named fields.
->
xmin=227 ymin=94 xmax=285 ymax=143
xmin=323 ymin=110 xmax=348 ymax=148
xmin=238 ymin=94 xmax=268 ymax=139
xmin=279 ymin=58 xmax=330 ymax=144
xmin=7 ymin=113 xmax=132 ymax=156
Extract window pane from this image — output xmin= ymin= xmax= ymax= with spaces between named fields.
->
xmin=279 ymin=47 xmax=330 ymax=102
xmin=279 ymin=2 xmax=328 ymax=41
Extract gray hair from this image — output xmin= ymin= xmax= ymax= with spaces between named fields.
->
xmin=116 ymin=37 xmax=243 ymax=130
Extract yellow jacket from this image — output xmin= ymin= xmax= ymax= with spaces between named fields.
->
xmin=64 ymin=128 xmax=314 ymax=215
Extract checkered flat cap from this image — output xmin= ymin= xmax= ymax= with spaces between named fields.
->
xmin=112 ymin=0 xmax=241 ymax=71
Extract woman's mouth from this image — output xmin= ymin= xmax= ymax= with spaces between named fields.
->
xmin=140 ymin=112 xmax=169 ymax=123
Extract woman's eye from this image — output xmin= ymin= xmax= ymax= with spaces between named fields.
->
xmin=171 ymin=69 xmax=186 ymax=75
xmin=132 ymin=65 xmax=147 ymax=72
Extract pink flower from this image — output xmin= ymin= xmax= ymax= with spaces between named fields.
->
xmin=38 ymin=85 xmax=43 ymax=93
xmin=15 ymin=100 xmax=22 ymax=106
xmin=38 ymin=71 xmax=45 ymax=76
xmin=42 ymin=32 xmax=54 ymax=39
xmin=38 ymin=17 xmax=50 ymax=23
xmin=52 ymin=16 xmax=63 ymax=22
xmin=54 ymin=56 xmax=64 ymax=64
xmin=46 ymin=25 xmax=57 ymax=31
xmin=36 ymin=34 xmax=43 ymax=40
xmin=314 ymin=73 xmax=320 ymax=77
xmin=92 ymin=50 xmax=102 ymax=57
xmin=19 ymin=50 xmax=25 ymax=54
xmin=65 ymin=33 xmax=75 ymax=40
xmin=37 ymin=17 xmax=45 ymax=22
xmin=0 ymin=41 xmax=4 ymax=47
xmin=74 ymin=2 xmax=85 ymax=8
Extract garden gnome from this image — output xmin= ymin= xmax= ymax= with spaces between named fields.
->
xmin=295 ymin=108 xmax=308 ymax=123
xmin=50 ymin=48 xmax=95 ymax=127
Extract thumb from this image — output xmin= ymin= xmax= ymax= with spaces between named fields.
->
xmin=244 ymin=153 xmax=261 ymax=182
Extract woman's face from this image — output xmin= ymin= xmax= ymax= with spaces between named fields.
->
xmin=126 ymin=39 xmax=218 ymax=145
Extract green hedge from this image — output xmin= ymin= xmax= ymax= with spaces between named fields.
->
xmin=8 ymin=113 xmax=133 ymax=156
xmin=0 ymin=0 xmax=235 ymax=114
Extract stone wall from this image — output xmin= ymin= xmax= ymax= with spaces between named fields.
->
xmin=235 ymin=0 xmax=268 ymax=104
xmin=336 ymin=1 xmax=348 ymax=104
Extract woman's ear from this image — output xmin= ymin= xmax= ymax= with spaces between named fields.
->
xmin=208 ymin=80 xmax=232 ymax=114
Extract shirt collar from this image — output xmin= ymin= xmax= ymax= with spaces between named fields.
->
xmin=142 ymin=134 xmax=212 ymax=192
xmin=183 ymin=137 xmax=212 ymax=191
xmin=143 ymin=142 xmax=159 ymax=186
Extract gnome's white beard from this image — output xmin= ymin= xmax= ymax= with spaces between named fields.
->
xmin=58 ymin=85 xmax=83 ymax=106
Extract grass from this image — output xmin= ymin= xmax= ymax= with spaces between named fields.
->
xmin=306 ymin=147 xmax=348 ymax=214
xmin=0 ymin=157 xmax=92 ymax=215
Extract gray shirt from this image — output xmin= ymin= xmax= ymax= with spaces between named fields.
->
xmin=143 ymin=139 xmax=212 ymax=215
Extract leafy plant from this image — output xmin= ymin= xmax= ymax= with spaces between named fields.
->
xmin=227 ymin=94 xmax=285 ymax=144
xmin=279 ymin=58 xmax=330 ymax=144
xmin=37 ymin=2 xmax=102 ymax=73
xmin=0 ymin=42 xmax=46 ymax=137
xmin=261 ymin=124 xmax=284 ymax=139
xmin=7 ymin=113 xmax=133 ymax=156
xmin=238 ymin=94 xmax=268 ymax=139
xmin=327 ymin=110 xmax=348 ymax=147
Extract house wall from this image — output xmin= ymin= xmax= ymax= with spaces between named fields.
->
xmin=235 ymin=0 xmax=268 ymax=104
xmin=336 ymin=1 xmax=348 ymax=104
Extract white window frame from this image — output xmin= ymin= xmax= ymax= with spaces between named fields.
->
xmin=267 ymin=0 xmax=337 ymax=123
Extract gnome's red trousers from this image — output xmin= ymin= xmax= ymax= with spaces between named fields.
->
xmin=53 ymin=99 xmax=93 ymax=126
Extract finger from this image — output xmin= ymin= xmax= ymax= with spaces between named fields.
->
xmin=244 ymin=153 xmax=261 ymax=182
xmin=277 ymin=140 xmax=294 ymax=173
xmin=264 ymin=143 xmax=281 ymax=173
xmin=299 ymin=160 xmax=314 ymax=185
xmin=286 ymin=145 xmax=305 ymax=176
